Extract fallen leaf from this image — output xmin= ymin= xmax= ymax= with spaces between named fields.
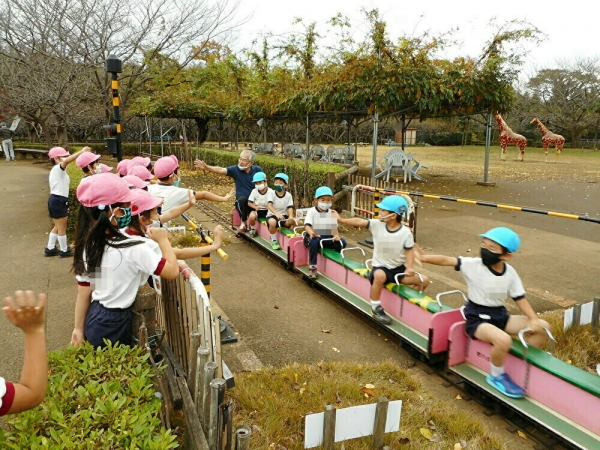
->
xmin=364 ymin=383 xmax=375 ymax=389
xmin=274 ymin=305 xmax=279 ymax=309
xmin=331 ymin=347 xmax=338 ymax=352
xmin=388 ymin=378 xmax=395 ymax=384
xmin=460 ymin=439 xmax=468 ymax=448
xmin=294 ymin=373 xmax=298 ymax=383
xmin=299 ymin=388 xmax=305 ymax=395
xmin=318 ymin=341 xmax=323 ymax=344
xmin=430 ymin=434 xmax=441 ymax=442
xmin=420 ymin=428 xmax=433 ymax=440
xmin=361 ymin=387 xmax=376 ymax=397
xmin=454 ymin=443 xmax=463 ymax=450
xmin=455 ymin=395 xmax=462 ymax=400
xmin=321 ymin=328 xmax=332 ymax=333
xmin=427 ymin=420 xmax=436 ymax=430
xmin=397 ymin=437 xmax=410 ymax=444
xmin=418 ymin=395 xmax=424 ymax=401
xmin=252 ymin=424 xmax=261 ymax=433
xmin=336 ymin=392 xmax=342 ymax=404
xmin=517 ymin=430 xmax=527 ymax=439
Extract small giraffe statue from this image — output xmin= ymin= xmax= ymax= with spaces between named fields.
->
xmin=495 ymin=113 xmax=527 ymax=161
xmin=530 ymin=117 xmax=565 ymax=163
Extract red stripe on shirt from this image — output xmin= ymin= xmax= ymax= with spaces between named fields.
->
xmin=154 ymin=258 xmax=167 ymax=275
xmin=77 ymin=281 xmax=90 ymax=287
xmin=125 ymin=228 xmax=142 ymax=236
xmin=0 ymin=382 xmax=15 ymax=416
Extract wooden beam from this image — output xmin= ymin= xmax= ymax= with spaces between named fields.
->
xmin=334 ymin=165 xmax=359 ymax=181
xmin=177 ymin=376 xmax=210 ymax=450
xmin=163 ymin=363 xmax=183 ymax=411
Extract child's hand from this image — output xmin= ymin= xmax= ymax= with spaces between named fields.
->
xmin=213 ymin=225 xmax=223 ymax=246
xmin=71 ymin=329 xmax=85 ymax=346
xmin=3 ymin=291 xmax=46 ymax=335
xmin=528 ymin=318 xmax=544 ymax=334
xmin=404 ymin=267 xmax=415 ymax=277
xmin=276 ymin=213 xmax=284 ymax=220
xmin=147 ymin=227 xmax=170 ymax=242
xmin=194 ymin=160 xmax=208 ymax=170
xmin=81 ymin=146 xmax=92 ymax=153
xmin=224 ymin=188 xmax=235 ymax=201
xmin=187 ymin=190 xmax=197 ymax=206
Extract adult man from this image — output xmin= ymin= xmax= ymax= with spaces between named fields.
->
xmin=1 ymin=123 xmax=15 ymax=161
xmin=194 ymin=150 xmax=264 ymax=233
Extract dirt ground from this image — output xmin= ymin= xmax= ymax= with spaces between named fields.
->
xmin=2 ymin=147 xmax=598 ymax=448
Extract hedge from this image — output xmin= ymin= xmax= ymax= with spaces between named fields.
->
xmin=189 ymin=147 xmax=347 ymax=208
xmin=0 ymin=342 xmax=177 ymax=449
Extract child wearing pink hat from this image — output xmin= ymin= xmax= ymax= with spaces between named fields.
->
xmin=127 ymin=165 xmax=153 ymax=182
xmin=98 ymin=163 xmax=114 ymax=173
xmin=122 ymin=175 xmax=150 ymax=190
xmin=124 ymin=190 xmax=224 ymax=286
xmin=45 ymin=146 xmax=91 ymax=257
xmin=116 ymin=159 xmax=131 ymax=177
xmin=148 ymin=154 xmax=234 ymax=216
xmin=129 ymin=156 xmax=152 ymax=170
xmin=76 ymin=152 xmax=102 ymax=179
xmin=70 ymin=174 xmax=180 ymax=348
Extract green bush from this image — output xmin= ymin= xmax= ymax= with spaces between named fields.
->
xmin=0 ymin=342 xmax=177 ymax=450
xmin=191 ymin=147 xmax=347 ymax=208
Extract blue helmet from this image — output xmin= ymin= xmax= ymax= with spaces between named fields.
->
xmin=274 ymin=172 xmax=289 ymax=183
xmin=480 ymin=227 xmax=520 ymax=253
xmin=315 ymin=186 xmax=333 ymax=198
xmin=252 ymin=172 xmax=267 ymax=183
xmin=376 ymin=195 xmax=408 ymax=215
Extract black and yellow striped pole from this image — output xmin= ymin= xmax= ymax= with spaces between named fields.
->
xmin=105 ymin=55 xmax=123 ymax=161
xmin=201 ymin=243 xmax=211 ymax=298
xmin=373 ymin=190 xmax=380 ymax=219
xmin=358 ymin=185 xmax=600 ymax=224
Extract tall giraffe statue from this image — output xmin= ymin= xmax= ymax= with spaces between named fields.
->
xmin=530 ymin=117 xmax=565 ymax=163
xmin=495 ymin=113 xmax=527 ymax=161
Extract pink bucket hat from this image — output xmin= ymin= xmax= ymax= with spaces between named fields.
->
xmin=154 ymin=155 xmax=179 ymax=178
xmin=129 ymin=156 xmax=151 ymax=168
xmin=77 ymin=173 xmax=134 ymax=208
xmin=127 ymin=165 xmax=153 ymax=181
xmin=98 ymin=163 xmax=113 ymax=173
xmin=76 ymin=152 xmax=101 ymax=168
xmin=129 ymin=189 xmax=163 ymax=216
xmin=48 ymin=147 xmax=70 ymax=158
xmin=122 ymin=175 xmax=149 ymax=189
xmin=116 ymin=159 xmax=131 ymax=176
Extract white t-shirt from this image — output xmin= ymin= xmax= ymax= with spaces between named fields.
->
xmin=304 ymin=206 xmax=337 ymax=236
xmin=148 ymin=184 xmax=190 ymax=213
xmin=248 ymin=187 xmax=272 ymax=209
xmin=49 ymin=164 xmax=70 ymax=197
xmin=267 ymin=191 xmax=294 ymax=217
xmin=76 ymin=235 xmax=165 ymax=309
xmin=456 ymin=257 xmax=526 ymax=307
xmin=367 ymin=219 xmax=414 ymax=269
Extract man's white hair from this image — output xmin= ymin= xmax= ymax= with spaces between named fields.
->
xmin=240 ymin=150 xmax=256 ymax=162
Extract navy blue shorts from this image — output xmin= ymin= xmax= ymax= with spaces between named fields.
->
xmin=255 ymin=209 xmax=268 ymax=219
xmin=48 ymin=194 xmax=69 ymax=219
xmin=85 ymin=301 xmax=133 ymax=348
xmin=267 ymin=215 xmax=289 ymax=228
xmin=369 ymin=265 xmax=406 ymax=285
xmin=464 ymin=301 xmax=509 ymax=339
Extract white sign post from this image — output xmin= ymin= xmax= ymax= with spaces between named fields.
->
xmin=304 ymin=399 xmax=402 ymax=448
xmin=10 ymin=116 xmax=21 ymax=132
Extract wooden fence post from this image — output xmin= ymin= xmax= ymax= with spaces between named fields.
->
xmin=195 ymin=347 xmax=211 ymax=412
xmin=188 ymin=332 xmax=201 ymax=398
xmin=572 ymin=304 xmax=582 ymax=328
xmin=323 ymin=405 xmax=336 ymax=450
xmin=372 ymin=397 xmax=389 ymax=449
xmin=202 ymin=362 xmax=219 ymax=432
xmin=592 ymin=297 xmax=600 ymax=331
xmin=209 ymin=378 xmax=227 ymax=450
xmin=235 ymin=425 xmax=252 ymax=450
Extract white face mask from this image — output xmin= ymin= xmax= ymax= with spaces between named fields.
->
xmin=318 ymin=202 xmax=332 ymax=211
xmin=379 ymin=213 xmax=394 ymax=222
xmin=145 ymin=220 xmax=161 ymax=231
xmin=94 ymin=166 xmax=102 ymax=174
xmin=256 ymin=183 xmax=266 ymax=190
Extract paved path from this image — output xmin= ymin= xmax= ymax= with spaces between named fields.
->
xmin=1 ymin=161 xmax=77 ymax=381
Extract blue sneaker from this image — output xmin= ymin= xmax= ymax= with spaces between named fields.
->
xmin=486 ymin=373 xmax=526 ymax=398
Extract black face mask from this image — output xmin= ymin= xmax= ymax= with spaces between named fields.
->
xmin=480 ymin=247 xmax=502 ymax=266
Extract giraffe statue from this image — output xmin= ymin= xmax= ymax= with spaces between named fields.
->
xmin=495 ymin=113 xmax=527 ymax=161
xmin=530 ymin=117 xmax=565 ymax=163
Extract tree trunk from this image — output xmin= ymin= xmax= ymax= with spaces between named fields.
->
xmin=27 ymin=122 xmax=39 ymax=142
xmin=40 ymin=120 xmax=53 ymax=148
xmin=56 ymin=124 xmax=69 ymax=149
xmin=194 ymin=118 xmax=209 ymax=144
xmin=570 ymin=129 xmax=581 ymax=147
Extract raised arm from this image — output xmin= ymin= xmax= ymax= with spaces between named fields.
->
xmin=61 ymin=146 xmax=91 ymax=169
xmin=160 ymin=190 xmax=195 ymax=223
xmin=3 ymin=291 xmax=48 ymax=414
xmin=336 ymin=216 xmax=369 ymax=228
xmin=146 ymin=227 xmax=179 ymax=279
xmin=194 ymin=159 xmax=227 ymax=175
xmin=415 ymin=244 xmax=458 ymax=267
xmin=196 ymin=188 xmax=235 ymax=202
xmin=174 ymin=226 xmax=223 ymax=259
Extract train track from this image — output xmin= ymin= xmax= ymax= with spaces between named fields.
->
xmin=193 ymin=200 xmax=235 ymax=230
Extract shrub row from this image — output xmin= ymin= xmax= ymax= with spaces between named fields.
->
xmin=189 ymin=147 xmax=347 ymax=208
xmin=0 ymin=343 xmax=177 ymax=449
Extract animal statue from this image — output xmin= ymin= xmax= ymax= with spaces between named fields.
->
xmin=495 ymin=113 xmax=527 ymax=162
xmin=530 ymin=117 xmax=565 ymax=163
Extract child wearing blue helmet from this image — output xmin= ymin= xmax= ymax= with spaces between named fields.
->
xmin=416 ymin=227 xmax=549 ymax=399
xmin=248 ymin=172 xmax=273 ymax=237
xmin=304 ymin=186 xmax=346 ymax=279
xmin=336 ymin=195 xmax=428 ymax=324
xmin=266 ymin=173 xmax=295 ymax=249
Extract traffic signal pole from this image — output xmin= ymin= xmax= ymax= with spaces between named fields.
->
xmin=105 ymin=55 xmax=123 ymax=161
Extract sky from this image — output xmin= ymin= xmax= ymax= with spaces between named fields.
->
xmin=232 ymin=0 xmax=597 ymax=75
